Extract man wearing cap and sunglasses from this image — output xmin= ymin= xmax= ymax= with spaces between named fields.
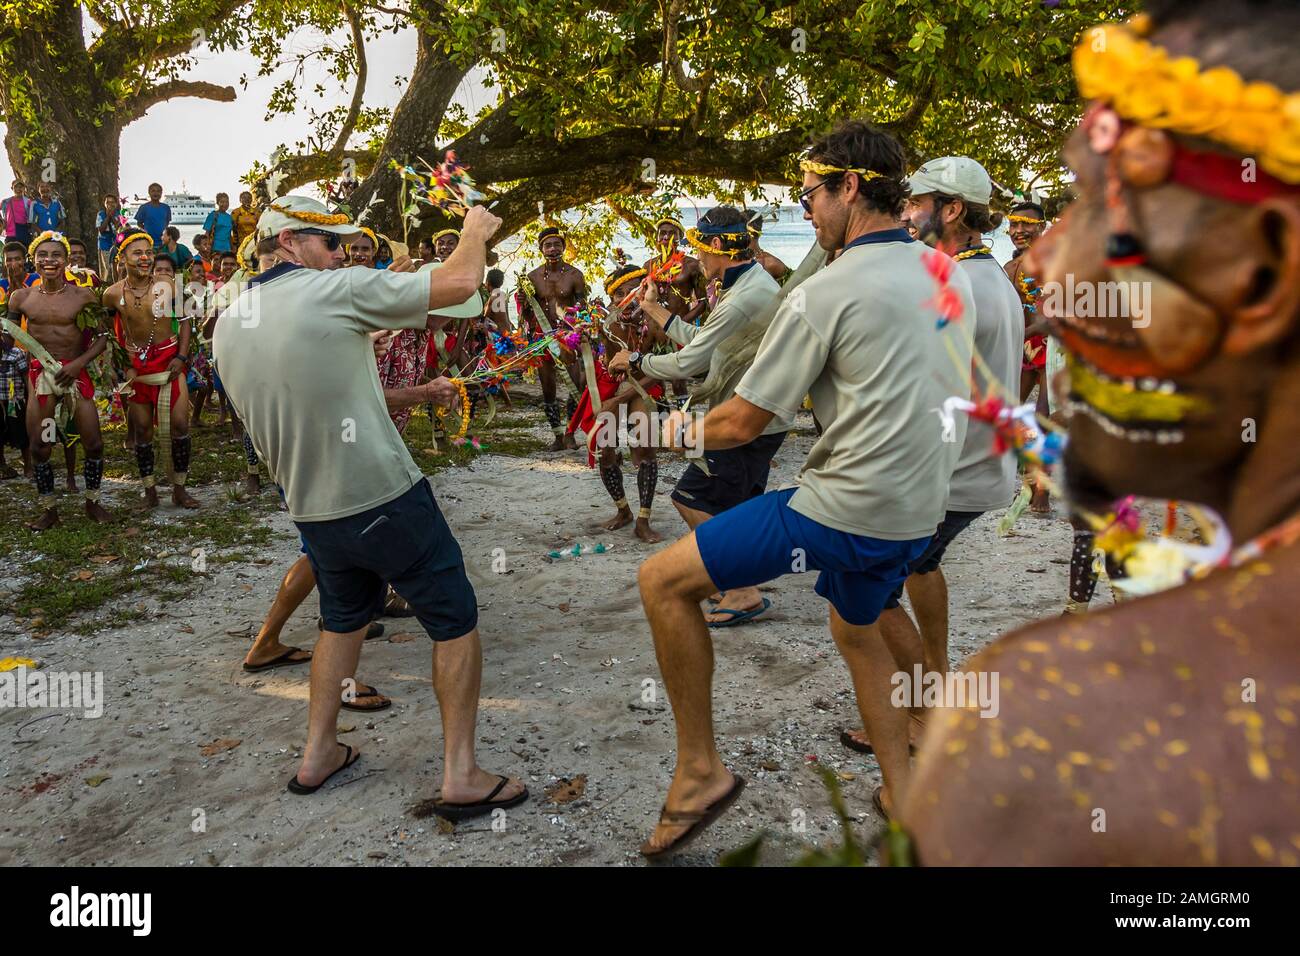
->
xmin=636 ymin=121 xmax=974 ymax=856
xmin=214 ymin=196 xmax=528 ymax=816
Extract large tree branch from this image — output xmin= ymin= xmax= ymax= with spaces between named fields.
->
xmin=327 ymin=0 xmax=368 ymax=157
xmin=119 ymin=80 xmax=236 ymax=124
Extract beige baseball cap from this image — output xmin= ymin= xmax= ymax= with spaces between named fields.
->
xmin=419 ymin=260 xmax=484 ymax=319
xmin=256 ymin=195 xmax=360 ymax=240
xmin=907 ymin=156 xmax=993 ymax=205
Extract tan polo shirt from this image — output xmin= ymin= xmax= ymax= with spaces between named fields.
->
xmin=735 ymin=230 xmax=974 ymax=539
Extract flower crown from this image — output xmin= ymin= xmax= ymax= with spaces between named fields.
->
xmin=1073 ymin=17 xmax=1300 ymax=185
xmin=268 ymin=203 xmax=351 ymax=225
xmin=799 ymin=158 xmax=885 ymax=181
xmin=27 ymin=230 xmax=71 ymax=258
xmin=116 ymin=232 xmax=155 ymax=260
xmin=432 ymin=228 xmax=460 ymax=242
xmin=605 ymin=267 xmax=647 ymax=295
xmin=684 ymin=227 xmax=747 ymax=259
xmin=347 ymin=225 xmax=379 ymax=253
xmin=1007 ymin=214 xmax=1045 ymax=225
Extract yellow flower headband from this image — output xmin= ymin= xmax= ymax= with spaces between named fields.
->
xmin=347 ymin=225 xmax=379 ymax=252
xmin=605 ymin=268 xmax=647 ymax=295
xmin=268 ymin=203 xmax=351 ymax=226
xmin=237 ymin=233 xmax=257 ymax=273
xmin=684 ymin=228 xmax=747 ymax=259
xmin=1007 ymin=214 xmax=1046 ymax=224
xmin=27 ymin=230 xmax=71 ymax=258
xmin=799 ymin=159 xmax=885 ymax=181
xmin=116 ymin=232 xmax=155 ymax=260
xmin=432 ymin=228 xmax=460 ymax=242
xmin=1073 ymin=18 xmax=1300 ymax=185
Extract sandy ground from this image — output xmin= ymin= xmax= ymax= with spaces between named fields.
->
xmin=0 ymin=409 xmax=1114 ymax=866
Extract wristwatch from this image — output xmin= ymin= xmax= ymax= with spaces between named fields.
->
xmin=627 ymin=351 xmax=643 ymax=372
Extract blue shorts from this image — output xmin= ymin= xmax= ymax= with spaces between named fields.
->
xmin=882 ymin=509 xmax=982 ymax=609
xmin=695 ymin=487 xmax=932 ymax=626
xmin=295 ymin=480 xmax=478 ymax=640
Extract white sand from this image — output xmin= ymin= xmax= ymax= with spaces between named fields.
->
xmin=0 ymin=412 xmax=1103 ymax=866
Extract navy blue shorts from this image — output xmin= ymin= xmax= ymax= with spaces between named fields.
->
xmin=882 ymin=509 xmax=982 ymax=609
xmin=695 ymin=487 xmax=931 ymax=626
xmin=671 ymin=431 xmax=787 ymax=517
xmin=295 ymin=480 xmax=478 ymax=640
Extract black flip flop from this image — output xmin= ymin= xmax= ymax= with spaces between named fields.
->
xmin=839 ymin=729 xmax=918 ymax=757
xmin=287 ymin=744 xmax=360 ymax=795
xmin=431 ymin=775 xmax=529 ymax=822
xmin=242 ymin=646 xmax=312 ymax=673
xmin=640 ymin=773 xmax=747 ymax=860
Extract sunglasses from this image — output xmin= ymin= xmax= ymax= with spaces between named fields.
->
xmin=297 ymin=228 xmax=344 ymax=251
xmin=797 ymin=179 xmax=832 ymax=213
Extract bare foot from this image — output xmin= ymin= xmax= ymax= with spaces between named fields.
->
xmin=295 ymin=741 xmax=360 ymax=790
xmin=602 ymin=508 xmax=634 ymax=531
xmin=438 ymin=768 xmax=527 ymax=806
xmin=563 ymin=433 xmax=578 ymax=450
xmin=1030 ymin=486 xmax=1052 ymax=514
xmin=634 ymin=518 xmax=663 ymax=543
xmin=144 ymin=485 xmax=160 ymax=508
xmin=65 ymin=477 xmax=78 ymax=492
xmin=173 ymin=486 xmax=201 ymax=509
xmin=27 ymin=507 xmax=60 ymax=531
xmin=545 ymin=435 xmax=565 ymax=452
xmin=85 ymin=500 xmax=111 ymax=523
xmin=642 ymin=762 xmax=737 ymax=855
xmin=243 ymin=474 xmax=261 ymax=497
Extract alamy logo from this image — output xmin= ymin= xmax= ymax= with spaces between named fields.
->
xmin=0 ymin=667 xmax=103 ymax=718
xmin=49 ymin=887 xmax=151 ymax=936
xmin=890 ymin=665 xmax=1000 ymax=718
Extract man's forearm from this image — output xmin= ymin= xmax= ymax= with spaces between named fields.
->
xmin=384 ymin=383 xmax=430 ymax=413
xmin=693 ymin=397 xmax=770 ymax=451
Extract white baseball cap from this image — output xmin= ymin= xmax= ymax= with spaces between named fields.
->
xmin=256 ymin=195 xmax=360 ymax=240
xmin=907 ymin=157 xmax=993 ymax=205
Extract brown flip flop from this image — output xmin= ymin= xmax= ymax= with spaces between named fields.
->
xmin=342 ymin=684 xmax=392 ymax=712
xmin=640 ymin=774 xmax=746 ymax=860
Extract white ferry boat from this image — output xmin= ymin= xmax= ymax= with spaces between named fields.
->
xmin=124 ymin=191 xmax=216 ymax=227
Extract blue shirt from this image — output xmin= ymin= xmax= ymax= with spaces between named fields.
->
xmin=96 ymin=210 xmax=119 ymax=250
xmin=135 ymin=202 xmax=171 ymax=244
xmin=204 ymin=210 xmax=234 ymax=253
xmin=31 ymin=199 xmax=64 ymax=231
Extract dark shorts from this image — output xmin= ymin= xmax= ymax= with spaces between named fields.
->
xmin=295 ymin=480 xmax=478 ymax=640
xmin=671 ymin=431 xmax=787 ymax=517
xmin=695 ymin=487 xmax=931 ymax=626
xmin=883 ymin=509 xmax=983 ymax=609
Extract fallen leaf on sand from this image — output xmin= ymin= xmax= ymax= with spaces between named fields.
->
xmin=225 ymin=625 xmax=252 ymax=637
xmin=122 ymin=527 xmax=139 ymax=537
xmin=837 ymin=771 xmax=857 ymax=782
xmin=544 ymin=774 xmax=587 ymax=804
xmin=760 ymin=760 xmax=781 ymax=772
xmin=556 ymin=602 xmax=571 ymax=613
xmin=89 ymin=554 xmax=120 ymax=564
xmin=435 ymin=817 xmax=455 ymax=834
xmin=0 ymin=657 xmax=40 ymax=672
xmin=73 ymin=570 xmax=94 ymax=581
xmin=338 ymin=725 xmax=356 ymax=733
xmin=199 ymin=738 xmax=242 ymax=757
xmin=178 ymin=624 xmax=195 ymax=634
xmin=389 ymin=633 xmax=416 ymax=643
xmin=85 ymin=775 xmax=111 ymax=787
xmin=240 ymin=584 xmax=254 ymax=592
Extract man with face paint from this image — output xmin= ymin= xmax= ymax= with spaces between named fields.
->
xmin=104 ymin=232 xmax=200 ymax=510
xmin=642 ymin=218 xmax=709 ymax=326
xmin=525 ymin=226 xmax=587 ymax=450
xmin=896 ymin=3 xmax=1300 ymax=865
xmin=1002 ymin=200 xmax=1056 ymax=514
xmin=3 ymin=231 xmax=111 ymax=529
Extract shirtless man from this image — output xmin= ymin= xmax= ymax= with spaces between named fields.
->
xmin=642 ymin=218 xmax=709 ymax=325
xmin=898 ymin=3 xmax=1300 ymax=865
xmin=3 ymin=232 xmax=111 ymax=529
xmin=104 ymin=233 xmax=200 ymax=509
xmin=524 ymin=226 xmax=586 ymax=450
